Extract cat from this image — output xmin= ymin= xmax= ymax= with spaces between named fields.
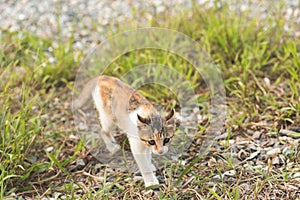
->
xmin=73 ymin=75 xmax=175 ymax=187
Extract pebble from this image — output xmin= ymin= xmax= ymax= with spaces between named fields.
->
xmin=76 ymin=159 xmax=86 ymax=170
xmin=221 ymin=152 xmax=234 ymax=159
xmin=247 ymin=151 xmax=260 ymax=160
xmin=278 ymin=154 xmax=286 ymax=163
xmin=53 ymin=192 xmax=62 ymax=199
xmin=69 ymin=134 xmax=79 ymax=140
xmin=282 ymin=146 xmax=292 ymax=155
xmin=248 ymin=144 xmax=258 ymax=151
xmin=252 ymin=131 xmax=262 ymax=140
xmin=231 ymin=144 xmax=239 ymax=153
xmin=223 ymin=170 xmax=236 ymax=176
xmin=240 ymin=183 xmax=251 ymax=191
xmin=30 ymin=156 xmax=38 ymax=163
xmin=271 ymin=156 xmax=280 ymax=165
xmin=45 ymin=146 xmax=54 ymax=152
xmin=0 ymin=0 xmax=298 ymax=53
xmin=133 ymin=175 xmax=143 ymax=182
xmin=266 ymin=148 xmax=281 ymax=158
xmin=244 ymin=164 xmax=255 ymax=172
xmin=219 ymin=139 xmax=235 ymax=146
xmin=279 ymin=127 xmax=300 ymax=139
xmin=212 ymin=174 xmax=223 ymax=181
xmin=293 ymin=172 xmax=300 ymax=181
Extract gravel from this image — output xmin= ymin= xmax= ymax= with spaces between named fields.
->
xmin=0 ymin=0 xmax=299 ymax=52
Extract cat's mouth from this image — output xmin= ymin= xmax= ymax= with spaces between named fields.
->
xmin=152 ymin=146 xmax=168 ymax=155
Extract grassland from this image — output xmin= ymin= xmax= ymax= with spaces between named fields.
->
xmin=0 ymin=1 xmax=299 ymax=199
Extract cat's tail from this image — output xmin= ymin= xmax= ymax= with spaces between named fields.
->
xmin=72 ymin=77 xmax=98 ymax=109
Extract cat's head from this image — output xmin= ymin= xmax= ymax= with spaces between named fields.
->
xmin=137 ymin=109 xmax=175 ymax=155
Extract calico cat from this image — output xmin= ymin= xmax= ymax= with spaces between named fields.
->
xmin=73 ymin=75 xmax=175 ymax=187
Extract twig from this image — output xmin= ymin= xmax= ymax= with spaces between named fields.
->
xmin=248 ymin=69 xmax=267 ymax=96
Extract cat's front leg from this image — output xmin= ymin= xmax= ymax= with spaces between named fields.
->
xmin=139 ymin=156 xmax=159 ymax=187
xmin=147 ymin=153 xmax=156 ymax=172
xmin=143 ymin=171 xmax=159 ymax=187
xmin=129 ymin=137 xmax=159 ymax=187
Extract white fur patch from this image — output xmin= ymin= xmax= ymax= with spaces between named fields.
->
xmin=93 ymin=85 xmax=111 ymax=131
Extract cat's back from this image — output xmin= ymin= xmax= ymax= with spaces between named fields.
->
xmin=97 ymin=75 xmax=134 ymax=95
xmin=96 ymin=75 xmax=150 ymax=112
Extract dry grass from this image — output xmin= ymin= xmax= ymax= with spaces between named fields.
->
xmin=1 ymin=1 xmax=300 ymax=199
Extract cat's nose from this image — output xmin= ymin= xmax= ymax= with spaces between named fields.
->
xmin=157 ymin=149 xmax=164 ymax=155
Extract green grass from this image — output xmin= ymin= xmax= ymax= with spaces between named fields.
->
xmin=1 ymin=0 xmax=300 ymax=199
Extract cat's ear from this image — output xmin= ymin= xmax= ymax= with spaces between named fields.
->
xmin=137 ymin=114 xmax=151 ymax=125
xmin=164 ymin=109 xmax=175 ymax=122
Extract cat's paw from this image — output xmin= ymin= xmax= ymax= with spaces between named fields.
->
xmin=107 ymin=143 xmax=121 ymax=155
xmin=144 ymin=177 xmax=159 ymax=187
xmin=150 ymin=164 xmax=156 ymax=172
xmin=145 ymin=180 xmax=159 ymax=187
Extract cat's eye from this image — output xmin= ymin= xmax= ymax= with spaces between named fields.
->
xmin=163 ymin=138 xmax=170 ymax=145
xmin=148 ymin=140 xmax=156 ymax=145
